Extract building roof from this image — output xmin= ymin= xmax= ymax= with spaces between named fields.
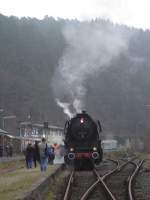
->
xmin=0 ymin=128 xmax=8 ymax=134
xmin=19 ymin=122 xmax=63 ymax=130
xmin=34 ymin=123 xmax=64 ymax=130
xmin=102 ymin=139 xmax=118 ymax=144
xmin=17 ymin=136 xmax=41 ymax=141
xmin=0 ymin=128 xmax=17 ymax=138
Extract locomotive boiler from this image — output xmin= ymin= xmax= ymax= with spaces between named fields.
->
xmin=64 ymin=110 xmax=103 ymax=170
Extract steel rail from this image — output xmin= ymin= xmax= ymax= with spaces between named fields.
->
xmin=102 ymin=159 xmax=119 ymax=180
xmin=80 ymin=158 xmax=137 ymax=200
xmin=63 ymin=170 xmax=75 ymax=200
xmin=80 ymin=159 xmax=120 ymax=200
xmin=103 ymin=158 xmax=135 ymax=180
xmin=95 ymin=169 xmax=117 ymax=200
xmin=128 ymin=159 xmax=145 ymax=200
xmin=80 ymin=169 xmax=117 ymax=200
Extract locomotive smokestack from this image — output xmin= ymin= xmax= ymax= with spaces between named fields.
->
xmin=82 ymin=110 xmax=86 ymax=114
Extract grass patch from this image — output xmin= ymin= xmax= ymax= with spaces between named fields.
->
xmin=104 ymin=150 xmax=130 ymax=160
xmin=44 ymin=192 xmax=56 ymax=200
xmin=0 ymin=160 xmax=25 ymax=171
xmin=0 ymin=165 xmax=56 ymax=200
xmin=44 ymin=170 xmax=69 ymax=200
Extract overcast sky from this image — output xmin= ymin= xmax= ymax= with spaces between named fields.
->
xmin=0 ymin=0 xmax=150 ymax=29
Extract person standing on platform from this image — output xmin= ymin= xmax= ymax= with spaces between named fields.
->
xmin=39 ymin=138 xmax=48 ymax=172
xmin=48 ymin=145 xmax=55 ymax=164
xmin=25 ymin=143 xmax=34 ymax=169
xmin=33 ymin=141 xmax=40 ymax=168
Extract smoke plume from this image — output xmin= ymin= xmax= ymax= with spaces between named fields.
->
xmin=52 ymin=22 xmax=131 ymax=118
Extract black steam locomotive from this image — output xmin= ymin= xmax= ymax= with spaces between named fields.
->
xmin=64 ymin=111 xmax=103 ymax=170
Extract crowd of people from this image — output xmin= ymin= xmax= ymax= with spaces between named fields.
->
xmin=25 ymin=138 xmax=56 ymax=172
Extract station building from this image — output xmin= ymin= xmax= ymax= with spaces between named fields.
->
xmin=0 ymin=128 xmax=21 ymax=156
xmin=19 ymin=122 xmax=64 ymax=151
xmin=0 ymin=122 xmax=64 ymax=155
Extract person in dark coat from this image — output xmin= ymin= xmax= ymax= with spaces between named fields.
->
xmin=33 ymin=141 xmax=40 ymax=168
xmin=25 ymin=143 xmax=34 ymax=169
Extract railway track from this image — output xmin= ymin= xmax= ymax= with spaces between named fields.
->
xmin=63 ymin=159 xmax=118 ymax=200
xmin=105 ymin=160 xmax=137 ymax=199
xmin=63 ymin=158 xmax=145 ymax=200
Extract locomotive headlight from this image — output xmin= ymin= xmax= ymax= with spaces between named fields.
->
xmin=70 ymin=148 xmax=74 ymax=152
xmin=80 ymin=118 xmax=84 ymax=123
xmin=93 ymin=147 xmax=97 ymax=151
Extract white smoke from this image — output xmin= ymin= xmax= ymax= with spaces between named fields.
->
xmin=56 ymin=98 xmax=73 ymax=118
xmin=52 ymin=22 xmax=131 ymax=117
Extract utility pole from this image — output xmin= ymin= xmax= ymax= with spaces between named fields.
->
xmin=0 ymin=108 xmax=4 ymax=129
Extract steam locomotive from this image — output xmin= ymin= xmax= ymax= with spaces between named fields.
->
xmin=64 ymin=110 xmax=103 ymax=170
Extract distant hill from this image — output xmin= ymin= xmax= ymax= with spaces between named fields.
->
xmin=0 ymin=14 xmax=150 ymax=136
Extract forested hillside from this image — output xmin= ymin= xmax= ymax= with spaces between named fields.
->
xmin=0 ymin=14 xmax=150 ymax=136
